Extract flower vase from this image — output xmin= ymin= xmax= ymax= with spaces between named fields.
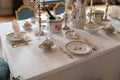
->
xmin=49 ymin=18 xmax=63 ymax=33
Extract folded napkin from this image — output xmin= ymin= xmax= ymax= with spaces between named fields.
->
xmin=12 ymin=20 xmax=23 ymax=39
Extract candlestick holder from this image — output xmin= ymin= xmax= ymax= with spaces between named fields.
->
xmin=88 ymin=0 xmax=94 ymax=24
xmin=62 ymin=12 xmax=70 ymax=30
xmin=62 ymin=0 xmax=70 ymax=30
xmin=30 ymin=0 xmax=46 ymax=37
xmin=88 ymin=8 xmax=93 ymax=23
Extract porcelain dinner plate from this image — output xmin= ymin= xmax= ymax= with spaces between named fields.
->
xmin=66 ymin=41 xmax=92 ymax=54
xmin=6 ymin=32 xmax=26 ymax=42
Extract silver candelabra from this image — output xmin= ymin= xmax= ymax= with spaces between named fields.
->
xmin=30 ymin=0 xmax=46 ymax=36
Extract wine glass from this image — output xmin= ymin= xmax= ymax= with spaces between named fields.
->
xmin=103 ymin=2 xmax=110 ymax=21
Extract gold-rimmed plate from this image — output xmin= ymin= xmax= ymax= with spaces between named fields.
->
xmin=66 ymin=41 xmax=92 ymax=55
xmin=6 ymin=32 xmax=26 ymax=42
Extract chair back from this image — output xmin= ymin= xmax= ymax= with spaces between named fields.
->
xmin=15 ymin=6 xmax=35 ymax=20
xmin=53 ymin=2 xmax=65 ymax=15
xmin=38 ymin=0 xmax=64 ymax=3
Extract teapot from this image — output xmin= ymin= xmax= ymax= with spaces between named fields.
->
xmin=39 ymin=38 xmax=54 ymax=50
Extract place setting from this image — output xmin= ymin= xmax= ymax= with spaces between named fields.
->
xmin=6 ymin=20 xmax=32 ymax=48
xmin=59 ymin=30 xmax=99 ymax=59
xmin=63 ymin=28 xmax=98 ymax=52
xmin=65 ymin=41 xmax=92 ymax=55
xmin=58 ymin=39 xmax=98 ymax=59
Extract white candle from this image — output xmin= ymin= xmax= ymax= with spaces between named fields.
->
xmin=65 ymin=0 xmax=67 ymax=12
xmin=90 ymin=0 xmax=93 ymax=10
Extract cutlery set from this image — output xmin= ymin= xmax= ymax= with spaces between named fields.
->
xmin=10 ymin=40 xmax=31 ymax=48
xmin=83 ymin=39 xmax=98 ymax=51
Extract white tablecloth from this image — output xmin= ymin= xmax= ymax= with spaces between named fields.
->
xmin=0 ymin=18 xmax=120 ymax=80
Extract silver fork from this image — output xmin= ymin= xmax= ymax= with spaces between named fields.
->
xmin=59 ymin=47 xmax=73 ymax=59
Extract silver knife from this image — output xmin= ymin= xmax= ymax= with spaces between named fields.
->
xmin=59 ymin=47 xmax=73 ymax=59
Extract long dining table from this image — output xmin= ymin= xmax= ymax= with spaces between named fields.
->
xmin=0 ymin=17 xmax=120 ymax=80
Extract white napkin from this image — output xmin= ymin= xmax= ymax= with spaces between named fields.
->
xmin=12 ymin=20 xmax=23 ymax=39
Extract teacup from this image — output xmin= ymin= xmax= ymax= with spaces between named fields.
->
xmin=39 ymin=38 xmax=54 ymax=50
xmin=103 ymin=24 xmax=115 ymax=34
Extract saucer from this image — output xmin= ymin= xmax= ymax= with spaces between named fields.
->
xmin=65 ymin=30 xmax=80 ymax=39
xmin=6 ymin=32 xmax=26 ymax=42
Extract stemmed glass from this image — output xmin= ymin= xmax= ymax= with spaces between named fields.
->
xmin=103 ymin=1 xmax=110 ymax=21
xmin=88 ymin=0 xmax=94 ymax=23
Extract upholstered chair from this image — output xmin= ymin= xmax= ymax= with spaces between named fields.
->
xmin=38 ymin=0 xmax=64 ymax=3
xmin=53 ymin=2 xmax=65 ymax=15
xmin=15 ymin=5 xmax=35 ymax=20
